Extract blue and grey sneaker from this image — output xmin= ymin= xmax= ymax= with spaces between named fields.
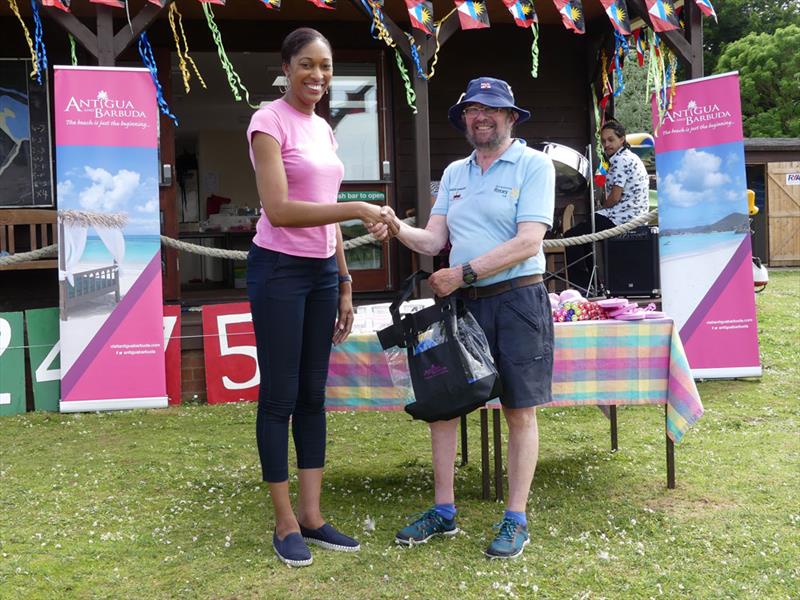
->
xmin=395 ymin=508 xmax=459 ymax=546
xmin=300 ymin=523 xmax=360 ymax=552
xmin=485 ymin=517 xmax=529 ymax=559
xmin=273 ymin=531 xmax=313 ymax=567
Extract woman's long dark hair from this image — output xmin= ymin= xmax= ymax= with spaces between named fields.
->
xmin=281 ymin=28 xmax=332 ymax=64
xmin=601 ymin=120 xmax=631 ymax=150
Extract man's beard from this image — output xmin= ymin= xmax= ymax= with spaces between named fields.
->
xmin=466 ymin=127 xmax=505 ymax=151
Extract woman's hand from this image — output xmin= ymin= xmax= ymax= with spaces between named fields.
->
xmin=333 ymin=284 xmax=354 ymax=345
xmin=359 ymin=202 xmax=383 ymax=226
xmin=366 ymin=206 xmax=400 ymax=241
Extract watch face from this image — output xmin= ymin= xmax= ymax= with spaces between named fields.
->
xmin=463 ymin=264 xmax=477 ymax=284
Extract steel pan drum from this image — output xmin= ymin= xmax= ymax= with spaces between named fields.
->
xmin=537 ymin=142 xmax=590 ymax=193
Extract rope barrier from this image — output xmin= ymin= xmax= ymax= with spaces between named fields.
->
xmin=0 ymin=211 xmax=658 ymax=268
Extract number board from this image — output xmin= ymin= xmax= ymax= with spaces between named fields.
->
xmin=201 ymin=302 xmax=259 ymax=404
xmin=24 ymin=308 xmax=60 ymax=412
xmin=0 ymin=312 xmax=26 ymax=415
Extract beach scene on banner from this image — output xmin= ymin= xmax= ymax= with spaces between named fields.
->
xmin=56 ymin=144 xmax=160 ymax=373
xmin=656 ymin=139 xmax=750 ymax=332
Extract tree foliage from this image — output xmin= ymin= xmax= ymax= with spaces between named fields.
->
xmin=613 ymin=51 xmax=653 ymax=135
xmin=703 ymin=0 xmax=800 ymax=74
xmin=714 ymin=24 xmax=800 ymax=137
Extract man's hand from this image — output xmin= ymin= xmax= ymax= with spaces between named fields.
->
xmin=428 ymin=266 xmax=463 ymax=297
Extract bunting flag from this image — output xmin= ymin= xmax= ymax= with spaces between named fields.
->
xmin=198 ymin=0 xmax=226 ymax=4
xmin=454 ymin=0 xmax=490 ymax=30
xmin=147 ymin=0 xmax=170 ymax=6
xmin=594 ymin=158 xmax=608 ymax=188
xmin=553 ymin=0 xmax=585 ymax=34
xmin=646 ymin=0 xmax=680 ymax=32
xmin=405 ymin=0 xmax=434 ymax=34
xmin=599 ymin=0 xmax=631 ymax=35
xmin=694 ymin=0 xmax=717 ymax=22
xmin=88 ymin=0 xmax=124 ymax=7
xmin=259 ymin=0 xmax=281 ymax=9
xmin=41 ymin=0 xmax=71 ymax=11
xmin=633 ymin=28 xmax=646 ymax=66
xmin=308 ymin=0 xmax=336 ymax=9
xmin=502 ymin=0 xmax=537 ymax=28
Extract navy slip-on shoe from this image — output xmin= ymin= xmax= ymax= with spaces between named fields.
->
xmin=300 ymin=523 xmax=360 ymax=552
xmin=273 ymin=531 xmax=312 ymax=567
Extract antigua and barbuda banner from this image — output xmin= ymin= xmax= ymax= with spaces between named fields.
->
xmin=653 ymin=72 xmax=761 ymax=378
xmin=54 ymin=66 xmax=167 ymax=411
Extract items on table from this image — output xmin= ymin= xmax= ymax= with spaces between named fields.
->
xmin=550 ymin=290 xmax=666 ymax=322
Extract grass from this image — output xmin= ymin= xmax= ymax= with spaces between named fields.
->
xmin=1 ymin=270 xmax=798 ymax=600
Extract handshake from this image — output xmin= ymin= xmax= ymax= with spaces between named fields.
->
xmin=363 ymin=204 xmax=401 ymax=242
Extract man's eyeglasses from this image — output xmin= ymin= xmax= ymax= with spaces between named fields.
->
xmin=462 ymin=106 xmax=504 ymax=118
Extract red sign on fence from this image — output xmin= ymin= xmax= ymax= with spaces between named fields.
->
xmin=201 ymin=302 xmax=259 ymax=404
xmin=163 ymin=305 xmax=182 ymax=405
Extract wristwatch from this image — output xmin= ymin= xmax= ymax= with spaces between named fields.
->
xmin=462 ymin=262 xmax=478 ymax=285
xmin=338 ymin=274 xmax=353 ymax=284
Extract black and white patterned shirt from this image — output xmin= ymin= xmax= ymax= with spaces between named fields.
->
xmin=597 ymin=147 xmax=649 ymax=226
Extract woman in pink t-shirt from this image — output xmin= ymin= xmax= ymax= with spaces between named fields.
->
xmin=246 ymin=28 xmax=391 ymax=567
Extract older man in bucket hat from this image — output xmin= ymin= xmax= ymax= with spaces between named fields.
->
xmin=371 ymin=77 xmax=555 ymax=559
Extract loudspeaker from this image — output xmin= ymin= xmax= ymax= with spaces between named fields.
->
xmin=602 ymin=226 xmax=660 ymax=297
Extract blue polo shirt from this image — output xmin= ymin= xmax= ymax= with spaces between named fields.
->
xmin=431 ymin=139 xmax=555 ymax=287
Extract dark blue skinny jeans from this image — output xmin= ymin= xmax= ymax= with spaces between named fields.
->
xmin=246 ymin=244 xmax=338 ymax=483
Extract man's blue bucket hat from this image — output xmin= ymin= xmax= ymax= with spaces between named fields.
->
xmin=447 ymin=77 xmax=531 ymax=132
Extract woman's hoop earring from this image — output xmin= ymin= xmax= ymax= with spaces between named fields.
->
xmin=279 ymin=84 xmax=288 ymax=94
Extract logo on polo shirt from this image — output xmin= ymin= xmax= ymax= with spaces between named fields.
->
xmin=450 ymin=187 xmax=466 ymax=201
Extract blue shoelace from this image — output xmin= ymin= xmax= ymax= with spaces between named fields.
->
xmin=494 ymin=517 xmax=519 ymax=541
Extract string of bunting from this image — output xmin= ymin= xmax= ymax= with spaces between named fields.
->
xmin=137 ymin=31 xmax=180 ymax=126
xmin=404 ymin=32 xmax=428 ymax=81
xmin=360 ymin=0 xmax=417 ymax=113
xmin=68 ymin=33 xmax=78 ymax=65
xmin=201 ymin=2 xmax=258 ymax=108
xmin=591 ymin=88 xmax=608 ymax=187
xmin=15 ymin=0 xmax=718 ymax=125
xmin=7 ymin=0 xmax=39 ymax=81
xmin=501 ymin=0 xmax=539 ymax=78
xmin=612 ymin=30 xmax=628 ymax=97
xmin=169 ymin=2 xmax=206 ymax=94
xmin=31 ymin=0 xmax=49 ymax=84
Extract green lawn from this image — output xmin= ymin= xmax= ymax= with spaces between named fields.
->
xmin=1 ymin=271 xmax=798 ymax=599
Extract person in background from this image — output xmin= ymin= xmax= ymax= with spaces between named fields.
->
xmin=370 ymin=77 xmax=555 ymax=560
xmin=564 ymin=120 xmax=649 ymax=294
xmin=246 ymin=27 xmax=394 ymax=567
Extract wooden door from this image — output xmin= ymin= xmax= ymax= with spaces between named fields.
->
xmin=767 ymin=162 xmax=800 ymax=266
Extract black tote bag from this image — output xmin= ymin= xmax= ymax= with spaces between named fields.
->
xmin=378 ymin=271 xmax=500 ymax=422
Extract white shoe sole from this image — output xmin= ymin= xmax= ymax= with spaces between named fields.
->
xmin=273 ymin=543 xmax=313 ymax=567
xmin=395 ymin=527 xmax=460 ymax=546
xmin=485 ymin=536 xmax=529 ymax=560
xmin=303 ymin=537 xmax=360 ymax=552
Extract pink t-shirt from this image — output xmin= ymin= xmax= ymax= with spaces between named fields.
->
xmin=247 ymin=98 xmax=344 ymax=258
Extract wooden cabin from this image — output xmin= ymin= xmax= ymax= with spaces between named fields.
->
xmin=0 ymin=0 xmax=705 ymax=311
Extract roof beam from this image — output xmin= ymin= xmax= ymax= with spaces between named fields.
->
xmin=39 ymin=3 xmax=98 ymax=59
xmin=114 ymin=1 xmax=175 ymax=58
xmin=38 ymin=0 xmax=173 ymax=66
